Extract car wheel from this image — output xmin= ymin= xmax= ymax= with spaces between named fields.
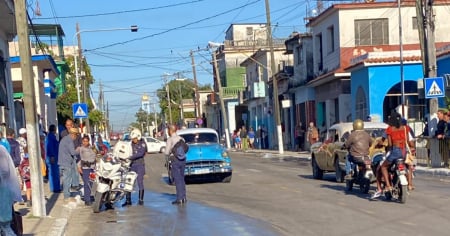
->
xmin=312 ymin=157 xmax=323 ymax=180
xmin=335 ymin=158 xmax=345 ymax=183
xmin=160 ymin=147 xmax=166 ymax=153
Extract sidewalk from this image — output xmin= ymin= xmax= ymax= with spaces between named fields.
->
xmin=15 ymin=183 xmax=81 ymax=236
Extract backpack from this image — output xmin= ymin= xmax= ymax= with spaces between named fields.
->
xmin=172 ymin=139 xmax=189 ymax=161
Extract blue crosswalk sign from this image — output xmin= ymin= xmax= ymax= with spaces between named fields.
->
xmin=424 ymin=77 xmax=445 ymax=99
xmin=73 ymin=103 xmax=88 ymax=118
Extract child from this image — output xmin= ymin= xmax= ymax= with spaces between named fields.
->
xmin=19 ymin=154 xmax=32 ymax=207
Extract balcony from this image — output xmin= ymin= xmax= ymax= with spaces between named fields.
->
xmin=222 ymin=87 xmax=245 ymax=98
xmin=222 ymin=38 xmax=286 ymax=51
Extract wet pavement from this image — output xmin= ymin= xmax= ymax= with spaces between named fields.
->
xmin=65 ymin=191 xmax=279 ymax=236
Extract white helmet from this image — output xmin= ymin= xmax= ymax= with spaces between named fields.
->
xmin=130 ymin=128 xmax=142 ymax=140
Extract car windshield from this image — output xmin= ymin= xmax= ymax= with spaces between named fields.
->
xmin=122 ymin=133 xmax=130 ymax=141
xmin=180 ymin=133 xmax=218 ymax=144
xmin=341 ymin=128 xmax=386 ymax=142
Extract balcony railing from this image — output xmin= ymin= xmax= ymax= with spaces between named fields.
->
xmin=222 ymin=87 xmax=245 ymax=98
xmin=223 ymin=38 xmax=286 ymax=50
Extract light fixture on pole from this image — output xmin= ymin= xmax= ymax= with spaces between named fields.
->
xmin=72 ymin=25 xmax=138 ymax=133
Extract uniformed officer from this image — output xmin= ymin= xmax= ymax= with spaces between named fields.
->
xmin=122 ymin=128 xmax=147 ymax=206
xmin=164 ymin=124 xmax=187 ymax=205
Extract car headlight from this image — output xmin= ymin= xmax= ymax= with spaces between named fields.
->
xmin=222 ymin=151 xmax=229 ymax=157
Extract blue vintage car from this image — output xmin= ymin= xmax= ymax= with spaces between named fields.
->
xmin=166 ymin=128 xmax=232 ymax=184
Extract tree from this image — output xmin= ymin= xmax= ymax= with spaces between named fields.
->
xmin=56 ymin=55 xmax=96 ymax=126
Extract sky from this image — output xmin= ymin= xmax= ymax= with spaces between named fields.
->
xmin=30 ymin=0 xmax=326 ymax=132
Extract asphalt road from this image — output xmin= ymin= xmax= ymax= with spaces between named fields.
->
xmin=65 ymin=151 xmax=450 ymax=236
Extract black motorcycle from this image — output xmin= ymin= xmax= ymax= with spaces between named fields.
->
xmin=345 ymin=155 xmax=374 ymax=194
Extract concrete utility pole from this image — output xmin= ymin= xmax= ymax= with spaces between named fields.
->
xmin=265 ymin=0 xmax=284 ymax=154
xmin=15 ymin=0 xmax=46 ymax=217
xmin=190 ymin=50 xmax=200 ymax=118
xmin=76 ymin=23 xmax=90 ymax=134
xmin=163 ymin=74 xmax=173 ymax=124
xmin=416 ymin=0 xmax=437 ymax=125
xmin=212 ymin=50 xmax=231 ymax=149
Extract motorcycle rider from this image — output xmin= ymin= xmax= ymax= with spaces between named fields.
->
xmin=122 ymin=129 xmax=147 ymax=206
xmin=371 ymin=110 xmax=410 ymax=199
xmin=344 ymin=119 xmax=373 ymax=180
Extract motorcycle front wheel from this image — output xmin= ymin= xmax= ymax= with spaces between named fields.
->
xmin=92 ymin=191 xmax=105 ymax=213
xmin=360 ymin=178 xmax=371 ymax=194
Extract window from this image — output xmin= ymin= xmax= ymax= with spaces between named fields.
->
xmin=246 ymin=27 xmax=253 ymax=36
xmin=355 ymin=87 xmax=367 ymax=119
xmin=412 ymin=17 xmax=418 ymax=30
xmin=327 ymin=26 xmax=335 ymax=53
xmin=316 ymin=33 xmax=323 ymax=71
xmin=296 ymin=46 xmax=303 ymax=65
xmin=354 ymin=19 xmax=389 ymax=46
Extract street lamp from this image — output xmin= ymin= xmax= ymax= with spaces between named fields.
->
xmin=72 ymin=25 xmax=138 ymax=133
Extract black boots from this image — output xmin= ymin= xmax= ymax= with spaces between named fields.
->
xmin=138 ymin=190 xmax=144 ymax=205
xmin=122 ymin=192 xmax=132 ymax=207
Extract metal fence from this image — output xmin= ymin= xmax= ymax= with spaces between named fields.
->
xmin=415 ymin=137 xmax=450 ymax=168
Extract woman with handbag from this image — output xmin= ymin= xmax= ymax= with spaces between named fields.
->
xmin=0 ymin=145 xmax=23 ymax=235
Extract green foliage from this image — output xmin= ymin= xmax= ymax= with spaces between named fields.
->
xmin=56 ymin=55 xmax=96 ymax=126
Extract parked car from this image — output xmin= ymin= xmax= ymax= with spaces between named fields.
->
xmin=165 ymin=128 xmax=232 ymax=184
xmin=110 ymin=132 xmax=120 ymax=141
xmin=310 ymin=122 xmax=388 ymax=182
xmin=143 ymin=136 xmax=166 ymax=153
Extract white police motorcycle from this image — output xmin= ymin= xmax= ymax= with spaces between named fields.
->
xmin=92 ymin=141 xmax=137 ymax=213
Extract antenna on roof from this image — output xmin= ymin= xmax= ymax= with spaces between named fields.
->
xmin=34 ymin=0 xmax=42 ymax=16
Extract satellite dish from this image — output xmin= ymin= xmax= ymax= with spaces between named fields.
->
xmin=311 ymin=9 xmax=318 ymax=17
xmin=365 ymin=0 xmax=375 ymax=2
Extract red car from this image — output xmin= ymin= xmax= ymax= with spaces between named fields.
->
xmin=110 ymin=132 xmax=119 ymax=141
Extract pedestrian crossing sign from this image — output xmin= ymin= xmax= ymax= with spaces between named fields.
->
xmin=72 ymin=103 xmax=88 ymax=118
xmin=424 ymin=77 xmax=445 ymax=99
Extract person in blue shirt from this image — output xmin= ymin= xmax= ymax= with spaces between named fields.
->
xmin=0 ymin=127 xmax=11 ymax=153
xmin=46 ymin=124 xmax=61 ymax=193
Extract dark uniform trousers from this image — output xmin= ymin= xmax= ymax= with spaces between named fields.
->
xmin=131 ymin=164 xmax=145 ymax=190
xmin=82 ymin=168 xmax=93 ymax=203
xmin=172 ymin=159 xmax=186 ymax=201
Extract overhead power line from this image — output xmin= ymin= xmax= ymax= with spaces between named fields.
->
xmin=85 ymin=0 xmax=262 ymax=52
xmin=36 ymin=0 xmax=207 ymax=19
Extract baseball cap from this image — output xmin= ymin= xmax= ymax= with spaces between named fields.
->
xmin=19 ymin=128 xmax=27 ymax=135
xmin=69 ymin=127 xmax=79 ymax=134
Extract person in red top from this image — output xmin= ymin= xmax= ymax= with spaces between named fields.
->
xmin=96 ymin=136 xmax=108 ymax=157
xmin=372 ymin=110 xmax=410 ymax=199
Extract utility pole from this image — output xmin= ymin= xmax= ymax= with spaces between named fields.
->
xmin=416 ymin=0 xmax=437 ymax=128
xmin=212 ymin=50 xmax=231 ymax=149
xmin=265 ymin=0 xmax=284 ymax=154
xmin=190 ymin=50 xmax=200 ymax=118
xmin=163 ymin=74 xmax=173 ymax=124
xmin=76 ymin=23 xmax=90 ymax=134
xmin=15 ymin=0 xmax=46 ymax=217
